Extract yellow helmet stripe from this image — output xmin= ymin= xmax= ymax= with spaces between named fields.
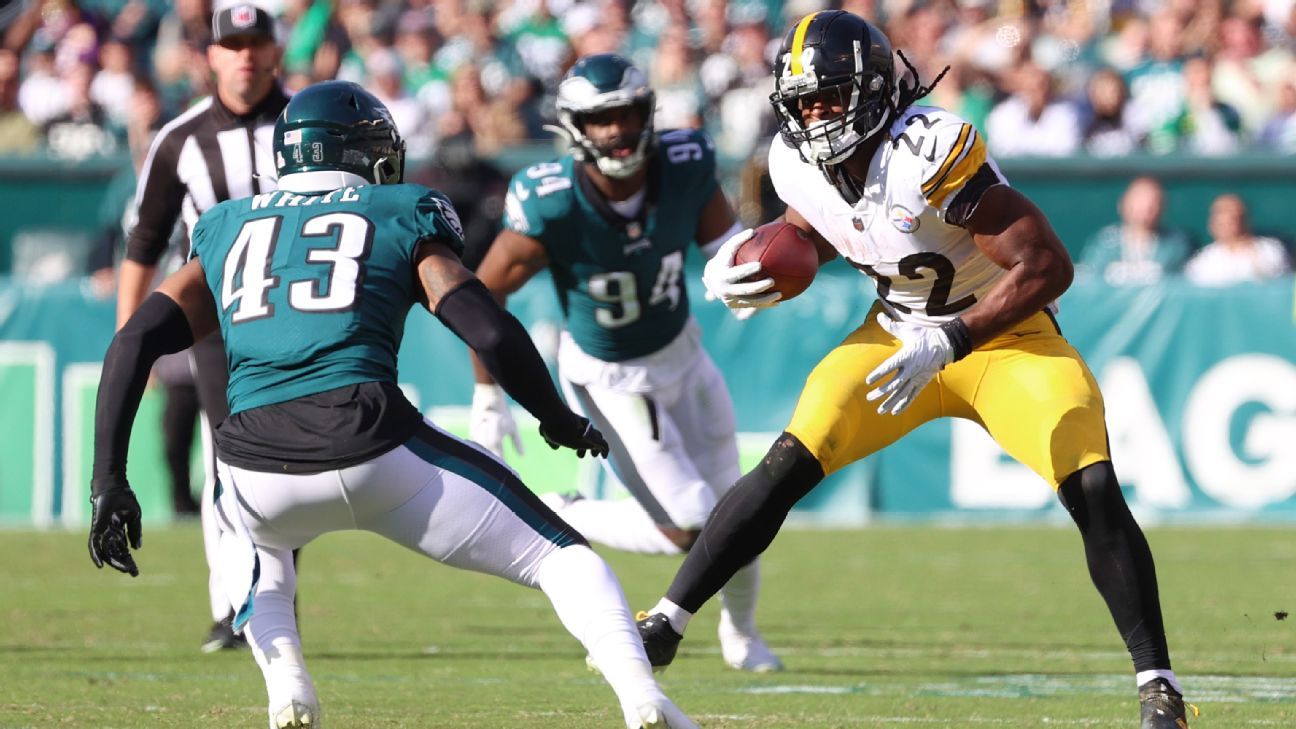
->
xmin=789 ymin=12 xmax=821 ymax=75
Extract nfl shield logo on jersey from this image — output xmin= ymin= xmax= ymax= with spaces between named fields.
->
xmin=889 ymin=204 xmax=921 ymax=233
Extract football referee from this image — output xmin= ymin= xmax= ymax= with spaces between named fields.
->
xmin=116 ymin=3 xmax=289 ymax=653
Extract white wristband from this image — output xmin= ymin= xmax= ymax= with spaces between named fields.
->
xmin=700 ymin=220 xmax=745 ymax=258
xmin=473 ymin=383 xmax=505 ymax=405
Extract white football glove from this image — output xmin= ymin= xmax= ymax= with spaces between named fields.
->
xmin=470 ymin=383 xmax=523 ymax=459
xmin=702 ymin=228 xmax=782 ymax=321
xmin=864 ymin=312 xmax=954 ymax=416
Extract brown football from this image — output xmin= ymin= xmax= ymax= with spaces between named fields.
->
xmin=733 ymin=221 xmax=819 ymax=301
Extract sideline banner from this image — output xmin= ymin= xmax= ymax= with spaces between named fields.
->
xmin=1 ymin=273 xmax=1293 ymax=525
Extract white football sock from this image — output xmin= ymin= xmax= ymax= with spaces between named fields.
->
xmin=253 ymin=641 xmax=319 ymax=729
xmin=718 ymin=559 xmax=761 ymax=637
xmin=553 ymin=498 xmax=683 ymax=555
xmin=1136 ymin=669 xmax=1183 ymax=695
xmin=648 ymin=598 xmax=694 ymax=635
xmin=536 ymin=546 xmax=665 ymax=713
xmin=243 ymin=548 xmax=317 ymax=721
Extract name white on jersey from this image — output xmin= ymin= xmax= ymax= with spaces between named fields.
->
xmin=768 ymin=105 xmax=1009 ymax=326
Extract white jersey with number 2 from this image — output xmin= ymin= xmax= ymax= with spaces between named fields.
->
xmin=768 ymin=104 xmax=1014 ymax=327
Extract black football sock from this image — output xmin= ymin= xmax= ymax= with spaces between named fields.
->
xmin=1058 ymin=461 xmax=1171 ymax=672
xmin=666 ymin=433 xmax=823 ymax=613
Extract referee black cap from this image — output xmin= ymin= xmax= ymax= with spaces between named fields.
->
xmin=211 ymin=4 xmax=276 ymax=45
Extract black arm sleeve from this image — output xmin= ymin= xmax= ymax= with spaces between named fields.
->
xmin=435 ymin=279 xmax=573 ymax=429
xmin=92 ymin=293 xmax=195 ymax=496
xmin=125 ymin=132 xmax=186 ymax=265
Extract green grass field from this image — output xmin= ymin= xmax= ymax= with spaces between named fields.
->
xmin=2 ymin=524 xmax=1293 ymax=728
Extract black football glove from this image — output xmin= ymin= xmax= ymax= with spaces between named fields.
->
xmin=88 ymin=486 xmax=143 ymax=577
xmin=538 ymin=414 xmax=609 ymax=459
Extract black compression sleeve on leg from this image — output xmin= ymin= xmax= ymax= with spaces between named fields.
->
xmin=161 ymin=382 xmax=199 ymax=509
xmin=435 ymin=279 xmax=573 ymax=429
xmin=93 ymin=293 xmax=195 ymax=496
xmin=1058 ymin=461 xmax=1171 ymax=672
xmin=666 ymin=433 xmax=825 ymax=613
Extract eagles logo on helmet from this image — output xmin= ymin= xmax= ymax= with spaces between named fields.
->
xmin=553 ymin=54 xmax=656 ymax=179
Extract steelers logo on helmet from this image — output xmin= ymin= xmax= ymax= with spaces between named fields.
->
xmin=555 ymin=54 xmax=656 ymax=179
xmin=770 ymin=10 xmax=899 ymax=167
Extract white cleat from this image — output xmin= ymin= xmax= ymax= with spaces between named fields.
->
xmin=718 ymin=616 xmax=784 ymax=673
xmin=627 ymin=698 xmax=699 ymax=729
xmin=271 ymin=700 xmax=320 ymax=728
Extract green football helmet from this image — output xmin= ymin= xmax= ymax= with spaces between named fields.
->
xmin=274 ymin=80 xmax=405 ymax=185
xmin=555 ymin=54 xmax=656 ymax=179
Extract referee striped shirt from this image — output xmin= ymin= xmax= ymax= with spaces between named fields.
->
xmin=126 ymin=86 xmax=289 ymax=265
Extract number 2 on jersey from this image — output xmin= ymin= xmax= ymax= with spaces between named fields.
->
xmin=222 ymin=212 xmax=373 ymax=323
xmin=855 ymin=252 xmax=976 ymax=316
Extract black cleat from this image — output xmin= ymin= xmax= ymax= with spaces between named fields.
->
xmin=1140 ymin=678 xmax=1195 ymax=728
xmin=201 ymin=612 xmax=248 ymax=654
xmin=635 ymin=611 xmax=682 ymax=673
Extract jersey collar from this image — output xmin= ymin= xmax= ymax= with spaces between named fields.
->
xmin=573 ymin=157 xmax=659 ymax=239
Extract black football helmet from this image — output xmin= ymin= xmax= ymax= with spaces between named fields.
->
xmin=770 ymin=11 xmax=898 ymax=166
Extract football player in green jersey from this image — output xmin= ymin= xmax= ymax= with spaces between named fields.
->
xmin=88 ymin=80 xmax=698 ymax=729
xmin=471 ymin=54 xmax=782 ymax=673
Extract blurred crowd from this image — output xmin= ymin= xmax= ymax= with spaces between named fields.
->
xmin=0 ymin=0 xmax=1292 ymax=285
xmin=1 ymin=0 xmax=1295 ymax=165
xmin=1081 ymin=176 xmax=1290 ymax=284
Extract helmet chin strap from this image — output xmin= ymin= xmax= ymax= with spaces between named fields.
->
xmin=807 ymin=126 xmax=862 ymax=165
xmin=595 ymin=154 xmax=643 ymax=178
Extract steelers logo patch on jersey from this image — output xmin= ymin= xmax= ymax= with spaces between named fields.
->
xmin=888 ymin=204 xmax=921 ymax=233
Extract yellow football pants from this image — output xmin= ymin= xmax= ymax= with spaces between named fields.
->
xmin=786 ymin=303 xmax=1110 ymax=487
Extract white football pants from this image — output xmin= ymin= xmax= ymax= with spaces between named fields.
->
xmin=213 ymin=418 xmax=664 ymax=726
xmin=560 ymin=350 xmax=742 ymax=530
xmin=198 ymin=410 xmax=229 ymax=623
xmin=559 ymin=350 xmax=770 ymax=643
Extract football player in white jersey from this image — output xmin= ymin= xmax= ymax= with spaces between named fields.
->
xmin=635 ymin=11 xmax=1192 ymax=729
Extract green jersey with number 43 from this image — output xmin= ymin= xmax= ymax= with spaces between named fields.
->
xmin=502 ymin=128 xmax=719 ymax=361
xmin=190 ymin=183 xmax=464 ymax=414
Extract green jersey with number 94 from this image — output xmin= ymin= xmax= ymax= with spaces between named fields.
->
xmin=502 ymin=128 xmax=719 ymax=361
xmin=190 ymin=183 xmax=464 ymax=414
